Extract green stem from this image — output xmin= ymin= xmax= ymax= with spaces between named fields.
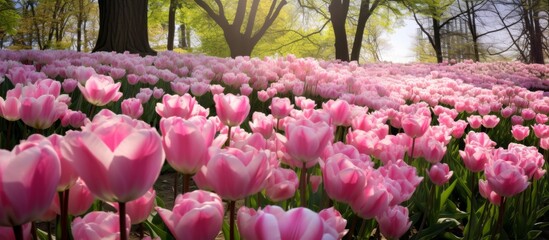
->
xmin=491 ymin=197 xmax=506 ymax=240
xmin=466 ymin=173 xmax=477 ymax=240
xmin=409 ymin=137 xmax=416 ymax=161
xmin=300 ymin=162 xmax=307 ymax=207
xmin=225 ymin=126 xmax=232 ymax=147
xmin=418 ymin=185 xmax=435 ymax=233
xmin=229 ymin=201 xmax=236 ymax=240
xmin=119 ymin=202 xmax=127 ymax=240
xmin=12 ymin=225 xmax=23 ymax=240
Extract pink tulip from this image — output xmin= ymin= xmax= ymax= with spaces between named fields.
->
xmin=70 ymin=66 xmax=96 ymax=83
xmin=501 ymin=107 xmax=515 ymax=118
xmin=60 ymin=109 xmax=89 ymax=128
xmin=428 ymin=163 xmax=453 ymax=186
xmin=450 ymin=120 xmax=468 ymax=138
xmin=238 ymin=206 xmax=346 ymax=240
xmin=459 ymin=145 xmax=492 ymax=172
xmin=63 ymin=178 xmax=95 ymax=216
xmin=210 ymin=84 xmax=225 ymax=95
xmin=322 ymin=99 xmax=351 ymax=126
xmin=71 ymin=211 xmax=131 ymax=240
xmin=511 ymin=115 xmax=524 ymax=125
xmin=467 ymin=115 xmax=482 ymax=129
xmin=78 ymin=74 xmax=122 ymax=106
xmin=309 ymin=175 xmax=322 ymax=193
xmin=155 ymin=190 xmax=224 ymax=240
xmin=0 ymin=96 xmax=21 ymax=121
xmin=521 ymin=108 xmax=536 ymax=120
xmin=283 ymin=119 xmax=332 ymax=168
xmin=265 ymin=168 xmax=299 ymax=202
xmin=61 ymin=111 xmax=165 ymax=202
xmin=464 ymin=131 xmax=496 ymax=148
xmin=401 ymin=114 xmax=430 ymax=138
xmin=535 ymin=114 xmax=548 ymax=124
xmin=257 ymin=90 xmax=270 ymax=102
xmin=213 ymin=93 xmax=250 ymax=127
xmin=152 ymin=87 xmax=165 ymax=99
xmin=417 ymin=138 xmax=446 ymax=164
xmin=249 ymin=112 xmax=275 ymax=139
xmin=160 ymin=116 xmax=215 ymax=175
xmin=346 ymin=129 xmax=380 ymax=156
xmin=0 ymin=223 xmax=31 ymax=240
xmin=62 ymin=78 xmax=78 ymax=93
xmin=485 ymin=159 xmax=529 ymax=197
xmin=379 ymin=160 xmax=423 ymax=205
xmin=376 ymin=205 xmax=412 ymax=239
xmin=481 ymin=115 xmax=500 ymax=128
xmin=240 ymin=84 xmax=253 ymax=96
xmin=113 ymin=189 xmax=155 ymax=224
xmin=511 ymin=125 xmax=530 ymax=141
xmin=319 ymin=208 xmax=349 ymax=239
xmin=532 ymin=124 xmax=549 ymax=138
xmin=322 ymin=154 xmax=366 ymax=204
xmin=270 ymin=97 xmax=294 ymax=119
xmin=194 ymin=147 xmax=271 ymax=201
xmin=121 ymin=98 xmax=143 ymax=119
xmin=350 ymin=172 xmax=392 ymax=219
xmin=20 ymin=94 xmax=67 ymax=129
xmin=0 ymin=140 xmax=60 ymax=226
xmin=478 ymin=179 xmax=501 ymax=206
xmin=156 ymin=94 xmax=198 ymax=119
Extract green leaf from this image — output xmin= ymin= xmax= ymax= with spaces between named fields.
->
xmin=413 ymin=218 xmax=459 ymax=240
xmin=222 ymin=220 xmax=240 ymax=240
xmin=144 ymin=218 xmax=175 ymax=240
xmin=527 ymin=230 xmax=542 ymax=239
xmin=440 ymin=180 xmax=457 ymax=208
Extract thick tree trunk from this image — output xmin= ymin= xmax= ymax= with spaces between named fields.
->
xmin=225 ymin=30 xmax=253 ymax=57
xmin=167 ymin=0 xmax=177 ymax=50
xmin=329 ymin=0 xmax=350 ymax=61
xmin=432 ymin=18 xmax=443 ymax=63
xmin=179 ymin=24 xmax=188 ymax=49
xmin=93 ymin=0 xmax=156 ymax=56
xmin=530 ymin=11 xmax=544 ymax=64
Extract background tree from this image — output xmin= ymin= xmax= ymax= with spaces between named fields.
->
xmin=93 ymin=0 xmax=156 ymax=56
xmin=0 ymin=0 xmax=20 ymax=48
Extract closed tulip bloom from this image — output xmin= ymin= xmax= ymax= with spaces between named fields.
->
xmin=376 ymin=205 xmax=412 ymax=240
xmin=511 ymin=125 xmax=530 ymax=141
xmin=481 ymin=115 xmax=500 ymax=128
xmin=62 ymin=78 xmax=78 ymax=93
xmin=160 ymin=116 xmax=215 ymax=175
xmin=61 ymin=111 xmax=165 ymax=202
xmin=401 ymin=114 xmax=430 ymax=138
xmin=459 ymin=145 xmax=492 ymax=172
xmin=78 ymin=74 xmax=122 ymax=106
xmin=532 ymin=124 xmax=549 ymax=138
xmin=270 ymin=97 xmax=294 ymax=119
xmin=121 ymin=98 xmax=143 ymax=119
xmin=64 ymin=178 xmax=95 ymax=216
xmin=322 ymin=154 xmax=366 ymax=204
xmin=238 ymin=205 xmax=345 ymax=240
xmin=322 ymin=99 xmax=351 ymax=126
xmin=213 ymin=93 xmax=250 ymax=127
xmin=60 ymin=110 xmax=89 ymax=129
xmin=194 ymin=147 xmax=271 ymax=201
xmin=319 ymin=208 xmax=348 ymax=239
xmin=249 ymin=112 xmax=275 ymax=139
xmin=20 ymin=94 xmax=67 ymax=129
xmin=0 ymin=140 xmax=60 ymax=226
xmin=418 ymin=138 xmax=447 ymax=164
xmin=464 ymin=131 xmax=496 ymax=148
xmin=113 ymin=188 xmax=155 ymax=224
xmin=71 ymin=211 xmax=131 ymax=240
xmin=428 ymin=163 xmax=453 ymax=186
xmin=485 ymin=159 xmax=529 ymax=197
xmin=350 ymin=173 xmax=392 ymax=219
xmin=0 ymin=96 xmax=21 ymax=121
xmin=284 ymin=119 xmax=333 ymax=168
xmin=155 ymin=93 xmax=198 ymax=119
xmin=155 ymin=190 xmax=224 ymax=240
xmin=265 ymin=168 xmax=299 ymax=202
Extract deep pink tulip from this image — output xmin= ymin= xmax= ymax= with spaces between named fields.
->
xmin=511 ymin=125 xmax=530 ymax=141
xmin=213 ymin=93 xmax=250 ymax=127
xmin=284 ymin=119 xmax=332 ymax=168
xmin=521 ymin=108 xmax=536 ymax=120
xmin=152 ymin=87 xmax=165 ymax=99
xmin=265 ymin=168 xmax=299 ymax=202
xmin=322 ymin=154 xmax=366 ymax=204
xmin=350 ymin=172 xmax=392 ymax=219
xmin=62 ymin=78 xmax=78 ymax=93
xmin=481 ymin=115 xmax=500 ymax=128
xmin=20 ymin=94 xmax=67 ymax=129
xmin=319 ymin=207 xmax=349 ymax=239
xmin=156 ymin=190 xmax=224 ymax=240
xmin=478 ymin=179 xmax=501 ymax=206
xmin=238 ymin=205 xmax=346 ymax=240
xmin=78 ymin=74 xmax=122 ymax=106
xmin=113 ymin=188 xmax=155 ymax=224
xmin=0 ymin=223 xmax=31 ymax=240
xmin=428 ymin=163 xmax=453 ymax=186
xmin=155 ymin=94 xmax=198 ymax=119
xmin=270 ymin=97 xmax=294 ymax=119
xmin=160 ymin=116 xmax=215 ymax=175
xmin=511 ymin=115 xmax=524 ymax=125
xmin=121 ymin=98 xmax=143 ymax=119
xmin=485 ymin=159 xmax=529 ymax=197
xmin=535 ymin=114 xmax=548 ymax=124
xmin=401 ymin=114 xmax=430 ymax=138
xmin=376 ymin=205 xmax=412 ymax=240
xmin=60 ymin=109 xmax=89 ymax=129
xmin=194 ymin=147 xmax=271 ymax=201
xmin=61 ymin=111 xmax=165 ymax=202
xmin=71 ymin=211 xmax=130 ymax=240
xmin=322 ymin=99 xmax=351 ymax=126
xmin=378 ymin=160 xmax=423 ymax=205
xmin=0 ymin=140 xmax=60 ymax=226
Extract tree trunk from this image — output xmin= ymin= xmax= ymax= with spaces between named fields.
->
xmin=93 ymin=0 xmax=156 ymax=56
xmin=179 ymin=23 xmax=188 ymax=49
xmin=329 ymin=0 xmax=350 ymax=61
xmin=530 ymin=10 xmax=544 ymax=64
xmin=432 ymin=17 xmax=443 ymax=63
xmin=77 ymin=0 xmax=83 ymax=52
xmin=351 ymin=0 xmax=378 ymax=62
xmin=225 ymin=30 xmax=253 ymax=57
xmin=167 ymin=0 xmax=177 ymax=50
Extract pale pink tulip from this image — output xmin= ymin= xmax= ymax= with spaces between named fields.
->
xmin=121 ymin=98 xmax=143 ymax=119
xmin=319 ymin=208 xmax=348 ymax=239
xmin=156 ymin=93 xmax=197 ymax=119
xmin=213 ymin=93 xmax=250 ymax=127
xmin=71 ymin=211 xmax=130 ymax=240
xmin=485 ymin=159 xmax=529 ymax=197
xmin=0 ymin=140 xmax=60 ymax=226
xmin=376 ymin=205 xmax=412 ymax=239
xmin=428 ymin=163 xmax=453 ymax=186
xmin=20 ymin=94 xmax=67 ymax=129
xmin=322 ymin=154 xmax=366 ymax=204
xmin=467 ymin=115 xmax=482 ymax=129
xmin=113 ymin=189 xmax=155 ymax=224
xmin=401 ymin=114 xmax=430 ymax=138
xmin=155 ymin=190 xmax=224 ymax=240
xmin=249 ymin=112 xmax=275 ymax=139
xmin=478 ymin=179 xmax=501 ymax=206
xmin=532 ymin=124 xmax=549 ymax=138
xmin=61 ymin=111 xmax=165 ymax=202
xmin=511 ymin=125 xmax=530 ymax=141
xmin=417 ymin=138 xmax=446 ymax=164
xmin=283 ymin=119 xmax=332 ymax=168
xmin=194 ymin=147 xmax=271 ymax=201
xmin=265 ymin=168 xmax=299 ymax=202
xmin=481 ymin=115 xmax=500 ymax=128
xmin=270 ymin=97 xmax=294 ymax=119
xmin=460 ymin=145 xmax=491 ymax=172
xmin=78 ymin=74 xmax=122 ymax=106
xmin=535 ymin=114 xmax=548 ymax=124
xmin=322 ymin=99 xmax=351 ymax=126
xmin=0 ymin=96 xmax=21 ymax=121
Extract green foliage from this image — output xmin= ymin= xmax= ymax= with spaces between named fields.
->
xmin=0 ymin=0 xmax=20 ymax=35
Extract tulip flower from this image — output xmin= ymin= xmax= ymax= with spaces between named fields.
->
xmin=485 ymin=159 xmax=529 ymax=197
xmin=71 ymin=211 xmax=130 ymax=240
xmin=155 ymin=93 xmax=198 ymax=119
xmin=213 ymin=93 xmax=250 ymax=127
xmin=322 ymin=154 xmax=366 ymax=204
xmin=376 ymin=205 xmax=412 ymax=240
xmin=428 ymin=163 xmax=453 ymax=186
xmin=20 ymin=94 xmax=67 ymax=129
xmin=121 ymin=98 xmax=143 ymax=119
xmin=78 ymin=74 xmax=122 ymax=106
xmin=112 ymin=189 xmax=156 ymax=224
xmin=511 ymin=125 xmax=530 ymax=141
xmin=270 ymin=97 xmax=294 ymax=119
xmin=265 ymin=168 xmax=299 ymax=202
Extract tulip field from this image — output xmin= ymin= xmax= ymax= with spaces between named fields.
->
xmin=1 ymin=49 xmax=549 ymax=240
